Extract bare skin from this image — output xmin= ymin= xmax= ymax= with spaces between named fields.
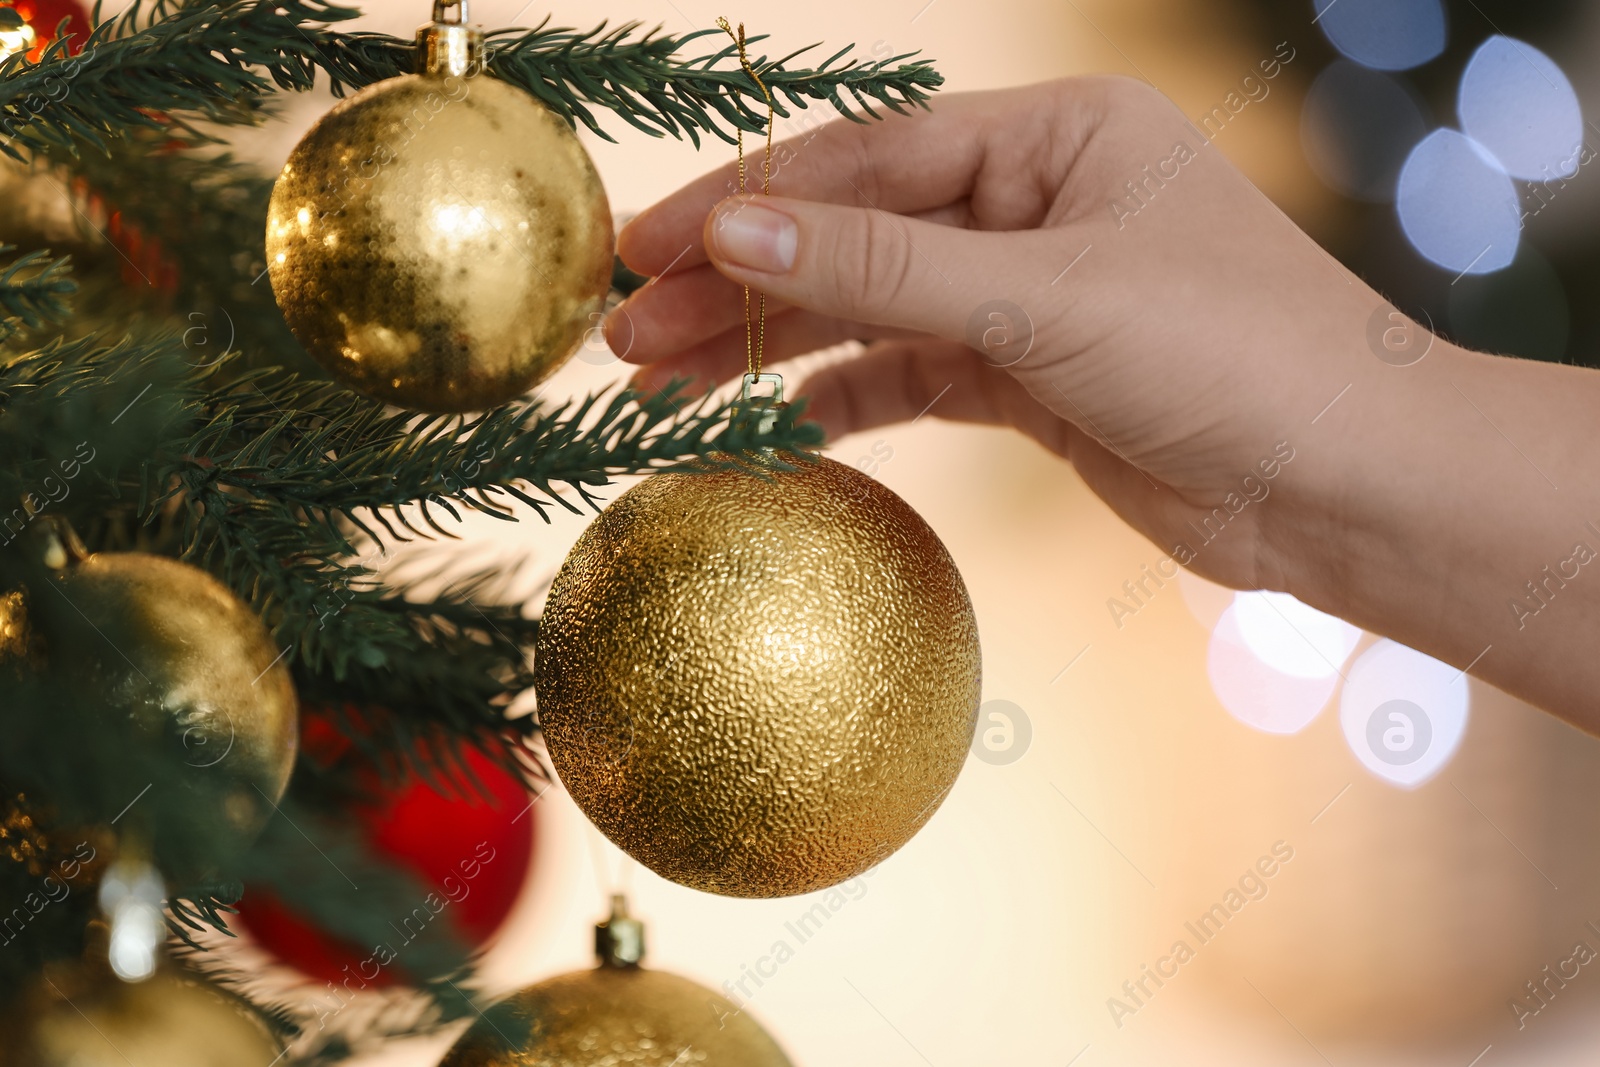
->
xmin=605 ymin=76 xmax=1600 ymax=728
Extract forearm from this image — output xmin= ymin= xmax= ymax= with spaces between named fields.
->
xmin=1275 ymin=339 xmax=1600 ymax=725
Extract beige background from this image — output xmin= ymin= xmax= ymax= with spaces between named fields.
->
xmin=213 ymin=1 xmax=1600 ymax=1064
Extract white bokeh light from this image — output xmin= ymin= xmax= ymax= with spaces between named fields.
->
xmin=1232 ymin=590 xmax=1362 ymax=680
xmin=1459 ymin=36 xmax=1583 ymax=181
xmin=1339 ymin=639 xmax=1470 ymax=788
xmin=1397 ymin=128 xmax=1520 ymax=274
xmin=99 ymin=858 xmax=167 ymax=984
xmin=1207 ymin=603 xmax=1341 ymax=735
xmin=1312 ymin=0 xmax=1446 ymax=72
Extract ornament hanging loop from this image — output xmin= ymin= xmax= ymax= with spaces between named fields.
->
xmin=417 ymin=0 xmax=483 ymax=78
xmin=740 ymin=372 xmax=783 ymax=405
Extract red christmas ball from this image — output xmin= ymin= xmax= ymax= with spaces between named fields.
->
xmin=236 ymin=709 xmax=538 ymax=988
xmin=1 ymin=0 xmax=89 ymax=62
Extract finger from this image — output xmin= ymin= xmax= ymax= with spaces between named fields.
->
xmin=799 ymin=340 xmax=1190 ymax=554
xmin=617 ymin=88 xmax=1022 ymax=277
xmin=796 ymin=339 xmax=1071 ymax=450
xmin=701 ymin=194 xmax=1078 ymax=342
xmin=607 ymin=262 xmax=791 ymax=364
xmin=607 ymin=197 xmax=986 ymax=364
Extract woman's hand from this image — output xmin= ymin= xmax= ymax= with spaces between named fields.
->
xmin=607 ymin=76 xmax=1385 ymax=595
xmin=607 ymin=76 xmax=1600 ymax=725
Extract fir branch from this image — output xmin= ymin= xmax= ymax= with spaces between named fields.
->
xmin=0 ymin=333 xmax=196 ymax=530
xmin=473 ymin=21 xmax=943 ymax=145
xmin=167 ymin=372 xmax=819 ymax=524
xmin=2 ymin=339 xmax=820 ymax=796
xmin=0 ymin=0 xmax=941 ymax=161
xmin=35 ymin=128 xmax=319 ymax=376
xmin=0 ymin=246 xmax=75 ymax=335
xmin=155 ymin=368 xmax=817 ymax=781
xmin=0 ymin=1 xmax=360 ymax=161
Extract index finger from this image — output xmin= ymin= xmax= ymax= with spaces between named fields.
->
xmin=617 ymin=87 xmax=1004 ymax=277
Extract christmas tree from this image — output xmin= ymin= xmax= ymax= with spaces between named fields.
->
xmin=0 ymin=0 xmax=944 ymax=1060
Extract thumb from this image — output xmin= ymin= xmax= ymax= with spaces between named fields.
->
xmin=703 ymin=195 xmax=1048 ymax=347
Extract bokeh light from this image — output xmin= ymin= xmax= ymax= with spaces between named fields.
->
xmin=1396 ymin=128 xmax=1520 ymax=274
xmin=1207 ymin=604 xmax=1340 ymax=734
xmin=1339 ymin=639 xmax=1470 ymax=788
xmin=1459 ymin=35 xmax=1583 ymax=181
xmin=1302 ymin=60 xmax=1430 ymax=203
xmin=1311 ymin=0 xmax=1446 ymax=72
xmin=1232 ymin=590 xmax=1363 ymax=679
xmin=0 ymin=21 xmax=34 ymax=62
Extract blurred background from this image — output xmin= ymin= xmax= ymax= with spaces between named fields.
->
xmin=64 ymin=0 xmax=1600 ymax=1063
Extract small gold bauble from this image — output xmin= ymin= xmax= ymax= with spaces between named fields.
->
xmin=6 ymin=966 xmax=284 ymax=1067
xmin=41 ymin=550 xmax=298 ymax=877
xmin=441 ymin=897 xmax=791 ymax=1067
xmin=441 ymin=967 xmax=792 ymax=1067
xmin=535 ymin=456 xmax=982 ymax=898
xmin=266 ymin=64 xmax=613 ymax=412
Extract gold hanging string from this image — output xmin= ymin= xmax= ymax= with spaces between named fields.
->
xmin=717 ymin=17 xmax=775 ymax=378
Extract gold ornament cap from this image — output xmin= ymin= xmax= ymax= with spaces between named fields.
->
xmin=594 ymin=894 xmax=645 ymax=969
xmin=415 ymin=0 xmax=483 ymax=78
xmin=739 ymin=372 xmax=786 ymax=436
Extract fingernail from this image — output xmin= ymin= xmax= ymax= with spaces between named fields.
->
xmin=709 ymin=201 xmax=798 ymax=274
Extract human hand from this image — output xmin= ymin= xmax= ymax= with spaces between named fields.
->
xmin=608 ymin=75 xmax=1600 ymax=723
xmin=606 ymin=76 xmax=1396 ymax=595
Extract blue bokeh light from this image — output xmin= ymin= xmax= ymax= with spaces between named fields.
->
xmin=1459 ymin=35 xmax=1584 ymax=181
xmin=1312 ymin=0 xmax=1446 ymax=72
xmin=1396 ymin=129 xmax=1520 ymax=274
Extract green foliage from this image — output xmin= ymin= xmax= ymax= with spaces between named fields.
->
xmin=0 ymin=324 xmax=821 ymax=1040
xmin=0 ymin=246 xmax=75 ymax=337
xmin=0 ymin=329 xmax=821 ymax=768
xmin=0 ymin=1 xmax=349 ymax=161
xmin=0 ymin=0 xmax=940 ymax=160
xmin=0 ymin=0 xmax=927 ymax=1049
xmin=476 ymin=21 xmax=944 ymax=145
xmin=35 ymin=126 xmax=318 ymax=375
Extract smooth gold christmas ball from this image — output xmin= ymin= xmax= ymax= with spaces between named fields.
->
xmin=535 ymin=456 xmax=982 ymax=898
xmin=35 ymin=548 xmax=298 ymax=879
xmin=440 ymin=966 xmax=792 ymax=1067
xmin=6 ymin=966 xmax=284 ymax=1067
xmin=266 ymin=70 xmax=613 ymax=412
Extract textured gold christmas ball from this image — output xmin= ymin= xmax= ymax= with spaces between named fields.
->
xmin=439 ymin=966 xmax=792 ymax=1067
xmin=535 ymin=456 xmax=982 ymax=898
xmin=266 ymin=72 xmax=614 ymax=412
xmin=6 ymin=967 xmax=284 ymax=1067
xmin=47 ymin=552 xmax=298 ymax=875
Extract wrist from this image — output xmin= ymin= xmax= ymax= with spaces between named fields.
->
xmin=1255 ymin=334 xmax=1471 ymax=627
